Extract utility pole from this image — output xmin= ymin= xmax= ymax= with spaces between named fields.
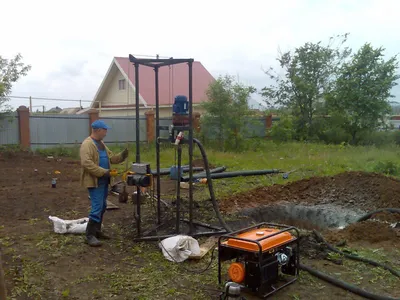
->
xmin=29 ymin=96 xmax=32 ymax=112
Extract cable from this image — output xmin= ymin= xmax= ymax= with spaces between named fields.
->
xmin=131 ymin=53 xmax=170 ymax=59
xmin=299 ymin=263 xmax=399 ymax=300
xmin=8 ymin=95 xmax=92 ymax=102
xmin=192 ymin=138 xmax=232 ymax=233
xmin=312 ymin=230 xmax=400 ymax=278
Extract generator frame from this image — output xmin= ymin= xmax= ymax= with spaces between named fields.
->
xmin=129 ymin=54 xmax=227 ymax=241
xmin=218 ymin=222 xmax=300 ymax=298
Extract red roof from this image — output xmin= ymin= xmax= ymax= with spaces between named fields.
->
xmin=115 ymin=57 xmax=215 ymax=106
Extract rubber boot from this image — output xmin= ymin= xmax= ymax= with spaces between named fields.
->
xmin=86 ymin=219 xmax=102 ymax=247
xmin=96 ymin=212 xmax=110 ymax=240
xmin=96 ymin=221 xmax=111 ymax=240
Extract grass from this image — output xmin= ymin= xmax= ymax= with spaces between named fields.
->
xmin=104 ymin=140 xmax=400 ymax=198
xmin=34 ymin=139 xmax=400 ymax=197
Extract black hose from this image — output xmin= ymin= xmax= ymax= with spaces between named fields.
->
xmin=355 ymin=208 xmax=400 ymax=223
xmin=192 ymin=138 xmax=232 ymax=232
xmin=312 ymin=230 xmax=400 ymax=278
xmin=299 ymin=263 xmax=399 ymax=300
xmin=151 ymin=166 xmax=204 ymax=176
xmin=181 ymin=166 xmax=227 ymax=181
xmin=191 ymin=169 xmax=280 ymax=180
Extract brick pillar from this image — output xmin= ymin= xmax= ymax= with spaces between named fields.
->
xmin=266 ymin=114 xmax=273 ymax=129
xmin=145 ymin=110 xmax=155 ymax=143
xmin=17 ymin=105 xmax=30 ymax=148
xmin=193 ymin=112 xmax=201 ymax=133
xmin=88 ymin=109 xmax=99 ymax=134
xmin=266 ymin=114 xmax=273 ymax=139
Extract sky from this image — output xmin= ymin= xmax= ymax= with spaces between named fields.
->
xmin=2 ymin=0 xmax=400 ymax=111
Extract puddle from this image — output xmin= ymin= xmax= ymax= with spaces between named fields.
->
xmin=233 ymin=202 xmax=367 ymax=230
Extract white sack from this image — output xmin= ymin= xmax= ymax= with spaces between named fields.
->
xmin=159 ymin=235 xmax=200 ymax=263
xmin=48 ymin=216 xmax=89 ymax=234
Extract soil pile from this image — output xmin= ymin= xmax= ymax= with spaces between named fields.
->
xmin=324 ymin=220 xmax=399 ymax=244
xmin=221 ymin=171 xmax=400 ymax=213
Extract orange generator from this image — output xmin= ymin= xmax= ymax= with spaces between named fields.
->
xmin=218 ymin=223 xmax=300 ymax=298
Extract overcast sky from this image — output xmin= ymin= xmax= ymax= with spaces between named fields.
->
xmin=2 ymin=0 xmax=400 ymax=110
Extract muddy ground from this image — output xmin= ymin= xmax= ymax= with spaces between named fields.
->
xmin=0 ymin=151 xmax=399 ymax=299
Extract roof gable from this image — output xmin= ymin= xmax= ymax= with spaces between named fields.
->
xmin=114 ymin=57 xmax=215 ymax=106
xmin=92 ymin=59 xmax=147 ymax=108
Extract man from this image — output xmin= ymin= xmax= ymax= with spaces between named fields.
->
xmin=80 ymin=119 xmax=128 ymax=247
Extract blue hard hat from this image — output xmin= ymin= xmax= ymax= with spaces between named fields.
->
xmin=91 ymin=119 xmax=111 ymax=130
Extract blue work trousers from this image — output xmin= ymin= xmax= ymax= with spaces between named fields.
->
xmin=88 ymin=184 xmax=108 ymax=223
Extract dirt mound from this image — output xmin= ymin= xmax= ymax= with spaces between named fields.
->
xmin=324 ymin=220 xmax=399 ymax=244
xmin=372 ymin=211 xmax=400 ymax=223
xmin=220 ymin=171 xmax=400 ymax=213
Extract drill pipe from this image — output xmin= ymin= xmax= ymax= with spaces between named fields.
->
xmin=181 ymin=169 xmax=280 ymax=182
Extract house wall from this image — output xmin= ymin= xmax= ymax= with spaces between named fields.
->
xmin=101 ymin=69 xmax=135 ymax=106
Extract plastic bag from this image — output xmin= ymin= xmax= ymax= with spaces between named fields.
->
xmin=48 ymin=216 xmax=89 ymax=234
xmin=159 ymin=235 xmax=200 ymax=263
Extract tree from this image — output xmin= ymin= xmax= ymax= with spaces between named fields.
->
xmin=0 ymin=53 xmax=31 ymax=114
xmin=261 ymin=34 xmax=351 ymax=140
xmin=200 ymin=75 xmax=256 ymax=151
xmin=328 ymin=43 xmax=400 ymax=144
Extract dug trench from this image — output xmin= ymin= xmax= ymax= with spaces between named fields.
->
xmin=220 ymin=171 xmax=400 ymax=238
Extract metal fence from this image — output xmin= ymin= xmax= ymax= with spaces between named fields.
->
xmin=0 ymin=114 xmax=19 ymax=145
xmin=30 ymin=114 xmax=91 ymax=150
xmin=101 ymin=116 xmax=147 ymax=144
xmin=0 ymin=113 xmax=271 ymax=149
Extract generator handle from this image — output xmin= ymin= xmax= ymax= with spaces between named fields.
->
xmin=218 ymin=222 xmax=300 ymax=246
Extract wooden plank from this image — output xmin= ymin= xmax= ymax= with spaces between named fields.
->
xmin=189 ymin=237 xmax=218 ymax=260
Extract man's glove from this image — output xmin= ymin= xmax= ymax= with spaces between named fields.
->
xmin=121 ymin=148 xmax=129 ymax=160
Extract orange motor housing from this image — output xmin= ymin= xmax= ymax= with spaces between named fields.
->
xmin=224 ymin=227 xmax=294 ymax=252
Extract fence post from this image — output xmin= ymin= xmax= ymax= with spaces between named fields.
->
xmin=193 ymin=112 xmax=201 ymax=133
xmin=17 ymin=105 xmax=30 ymax=149
xmin=145 ymin=110 xmax=155 ymax=143
xmin=266 ymin=114 xmax=273 ymax=129
xmin=266 ymin=114 xmax=273 ymax=139
xmin=88 ymin=109 xmax=99 ymax=135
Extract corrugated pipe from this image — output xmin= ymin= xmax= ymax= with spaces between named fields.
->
xmin=192 ymin=138 xmax=232 ymax=232
xmin=181 ymin=166 xmax=227 ymax=181
xmin=151 ymin=166 xmax=204 ymax=176
xmin=202 ymin=169 xmax=280 ymax=180
xmin=355 ymin=208 xmax=400 ymax=223
xmin=312 ymin=229 xmax=400 ymax=278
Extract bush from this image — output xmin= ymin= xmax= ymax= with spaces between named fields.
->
xmin=269 ymin=115 xmax=295 ymax=142
xmin=356 ymin=130 xmax=397 ymax=146
xmin=373 ymin=160 xmax=400 ymax=175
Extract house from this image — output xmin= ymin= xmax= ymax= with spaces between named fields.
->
xmin=90 ymin=57 xmax=215 ymax=117
xmin=47 ymin=106 xmax=62 ymax=113
xmin=59 ymin=107 xmax=83 ymax=114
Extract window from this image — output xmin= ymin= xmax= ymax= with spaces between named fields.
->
xmin=118 ymin=79 xmax=126 ymax=90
